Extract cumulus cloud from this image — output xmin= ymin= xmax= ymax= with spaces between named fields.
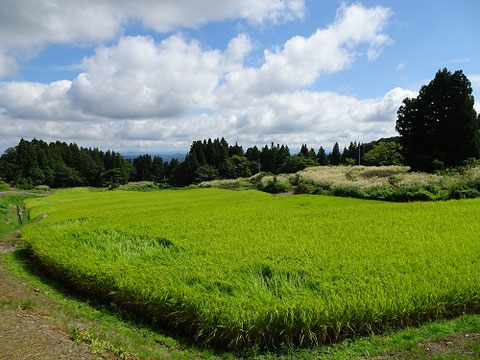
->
xmin=218 ymin=3 xmax=391 ymax=97
xmin=0 ymin=0 xmax=303 ymax=77
xmin=0 ymin=2 xmax=407 ymax=153
xmin=67 ymin=34 xmax=251 ymax=119
xmin=0 ymin=51 xmax=18 ymax=78
xmin=0 ymin=85 xmax=416 ymax=152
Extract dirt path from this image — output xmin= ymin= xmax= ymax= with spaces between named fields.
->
xmin=0 ymin=190 xmax=49 ymax=198
xmin=0 ymin=229 xmax=104 ymax=359
xmin=0 ymin=262 xmax=101 ymax=359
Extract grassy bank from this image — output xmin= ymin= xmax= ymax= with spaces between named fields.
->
xmin=200 ymin=165 xmax=480 ymax=201
xmin=0 ymin=194 xmax=31 ymax=238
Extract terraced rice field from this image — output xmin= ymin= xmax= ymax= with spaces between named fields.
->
xmin=22 ymin=188 xmax=480 ymax=349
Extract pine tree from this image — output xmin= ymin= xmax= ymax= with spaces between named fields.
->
xmin=329 ymin=142 xmax=342 ymax=165
xmin=316 ymin=147 xmax=329 ymax=165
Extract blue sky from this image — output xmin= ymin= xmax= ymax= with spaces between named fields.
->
xmin=0 ymin=0 xmax=479 ymax=153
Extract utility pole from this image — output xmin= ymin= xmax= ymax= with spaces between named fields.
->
xmin=358 ymin=143 xmax=361 ymax=166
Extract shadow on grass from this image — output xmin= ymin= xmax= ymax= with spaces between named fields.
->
xmin=8 ymin=248 xmax=480 ymax=360
xmin=10 ymin=248 xmax=241 ymax=357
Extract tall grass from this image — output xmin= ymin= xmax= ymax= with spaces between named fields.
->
xmin=22 ymin=188 xmax=480 ymax=349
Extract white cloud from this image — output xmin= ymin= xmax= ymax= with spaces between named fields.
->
xmin=0 ymin=0 xmax=304 ymax=78
xmin=0 ymin=3 xmax=406 ymax=153
xmin=218 ymin=3 xmax=391 ymax=97
xmin=438 ymin=57 xmax=470 ymax=65
xmin=67 ymin=34 xmax=251 ymax=119
xmin=0 ymin=80 xmax=81 ymax=120
xmin=396 ymin=63 xmax=405 ymax=71
xmin=0 ymin=85 xmax=416 ymax=152
xmin=0 ymin=51 xmax=18 ymax=78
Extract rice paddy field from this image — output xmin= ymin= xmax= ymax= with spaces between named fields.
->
xmin=22 ymin=187 xmax=480 ymax=349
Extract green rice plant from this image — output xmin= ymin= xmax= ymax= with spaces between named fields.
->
xmin=21 ymin=188 xmax=480 ymax=349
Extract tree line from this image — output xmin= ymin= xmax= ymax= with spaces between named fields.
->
xmin=0 ymin=139 xmax=132 ymax=188
xmin=0 ymin=137 xmax=400 ymax=188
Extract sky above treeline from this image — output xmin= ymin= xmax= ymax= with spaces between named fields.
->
xmin=0 ymin=0 xmax=479 ymax=154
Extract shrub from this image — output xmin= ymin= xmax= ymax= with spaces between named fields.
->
xmin=0 ymin=180 xmax=10 ymax=191
xmin=258 ymin=176 xmax=292 ymax=194
xmin=431 ymin=159 xmax=446 ymax=172
xmin=289 ymin=174 xmax=301 ymax=186
xmin=387 ymin=176 xmax=401 ymax=186
xmin=33 ymin=185 xmax=50 ymax=193
xmin=118 ymin=182 xmax=159 ymax=191
xmin=295 ymin=179 xmax=331 ymax=195
xmin=345 ymin=169 xmax=358 ymax=182
xmin=331 ymin=185 xmax=366 ymax=198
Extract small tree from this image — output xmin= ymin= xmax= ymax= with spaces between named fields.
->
xmin=195 ymin=165 xmax=218 ymax=182
xmin=102 ymin=168 xmax=122 ymax=189
xmin=363 ymin=142 xmax=404 ymax=166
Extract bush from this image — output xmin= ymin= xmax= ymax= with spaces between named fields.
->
xmin=118 ymin=182 xmax=159 ymax=191
xmin=387 ymin=176 xmax=401 ymax=186
xmin=331 ymin=185 xmax=366 ymax=198
xmin=0 ymin=181 xmax=10 ymax=191
xmin=295 ymin=179 xmax=331 ymax=195
xmin=258 ymin=176 xmax=292 ymax=194
xmin=431 ymin=159 xmax=446 ymax=172
xmin=289 ymin=174 xmax=301 ymax=186
xmin=449 ymin=187 xmax=480 ymax=199
xmin=33 ymin=185 xmax=50 ymax=193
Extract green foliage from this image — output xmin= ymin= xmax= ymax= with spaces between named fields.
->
xmin=23 ymin=188 xmax=480 ymax=349
xmin=295 ymin=179 xmax=332 ymax=195
xmin=387 ymin=175 xmax=402 ymax=186
xmin=344 ymin=169 xmax=359 ymax=181
xmin=195 ymin=165 xmax=218 ymax=182
xmin=33 ymin=185 xmax=50 ymax=192
xmin=0 ymin=139 xmax=131 ymax=188
xmin=0 ymin=194 xmax=31 ymax=237
xmin=0 ymin=180 xmax=10 ymax=191
xmin=316 ymin=147 xmax=329 ymax=165
xmin=396 ymin=69 xmax=480 ymax=171
xmin=118 ymin=181 xmax=160 ymax=191
xmin=279 ymin=155 xmax=316 ymax=173
xmin=363 ymin=142 xmax=404 ymax=166
xmin=329 ymin=142 xmax=341 ymax=165
xmin=257 ymin=176 xmax=292 ymax=194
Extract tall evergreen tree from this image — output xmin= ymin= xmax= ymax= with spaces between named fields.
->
xmin=396 ymin=69 xmax=480 ymax=170
xmin=316 ymin=147 xmax=329 ymax=165
xmin=329 ymin=142 xmax=342 ymax=165
xmin=300 ymin=144 xmax=309 ymax=157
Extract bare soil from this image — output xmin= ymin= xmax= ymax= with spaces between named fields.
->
xmin=0 ymin=230 xmax=105 ymax=359
xmin=0 ymin=261 xmax=101 ymax=359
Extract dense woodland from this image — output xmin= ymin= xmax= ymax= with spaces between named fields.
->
xmin=0 ymin=137 xmax=395 ymax=188
xmin=1 ymin=68 xmax=479 ymax=189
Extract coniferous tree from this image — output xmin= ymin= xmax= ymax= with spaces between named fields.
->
xmin=396 ymin=69 xmax=480 ymax=170
xmin=300 ymin=144 xmax=309 ymax=157
xmin=316 ymin=147 xmax=329 ymax=165
xmin=329 ymin=142 xmax=342 ymax=165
